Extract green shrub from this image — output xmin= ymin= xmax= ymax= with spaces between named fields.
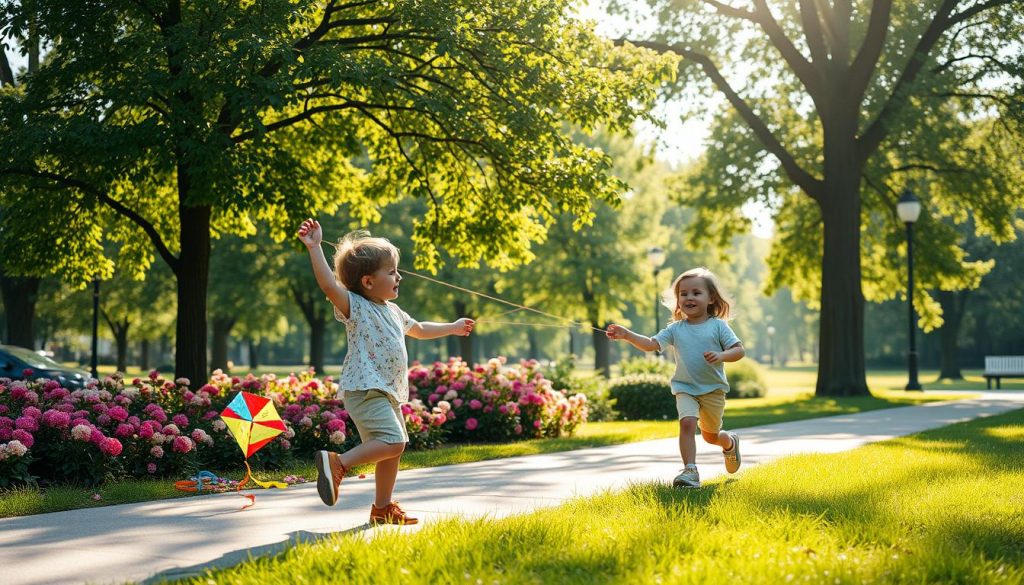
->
xmin=618 ymin=355 xmax=674 ymax=377
xmin=726 ymin=360 xmax=768 ymax=399
xmin=608 ymin=374 xmax=674 ymax=420
xmin=543 ymin=355 xmax=616 ymax=422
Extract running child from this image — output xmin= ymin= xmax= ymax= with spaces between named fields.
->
xmin=606 ymin=266 xmax=745 ymax=488
xmin=297 ymin=218 xmax=474 ymax=523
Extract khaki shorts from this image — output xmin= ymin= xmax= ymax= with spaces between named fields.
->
xmin=674 ymin=389 xmax=727 ymax=433
xmin=342 ymin=390 xmax=408 ymax=444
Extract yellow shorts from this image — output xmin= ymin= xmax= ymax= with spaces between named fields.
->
xmin=342 ymin=389 xmax=408 ymax=444
xmin=674 ymin=389 xmax=727 ymax=433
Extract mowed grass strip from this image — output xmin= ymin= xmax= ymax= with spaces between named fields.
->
xmin=0 ymin=379 xmax=970 ymax=518
xmin=176 ymin=408 xmax=1024 ymax=585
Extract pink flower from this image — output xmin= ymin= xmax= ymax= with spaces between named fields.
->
xmin=100 ymin=437 xmax=123 ymax=457
xmin=71 ymin=424 xmax=93 ymax=441
xmin=15 ymin=416 xmax=38 ymax=432
xmin=115 ymin=423 xmax=134 ymax=438
xmin=172 ymin=414 xmax=189 ymax=428
xmin=148 ymin=370 xmax=160 ymax=381
xmin=12 ymin=429 xmax=34 ymax=448
xmin=465 ymin=418 xmax=479 ymax=431
xmin=469 ymin=399 xmax=482 ymax=410
xmin=150 ymin=446 xmax=164 ymax=458
xmin=147 ymin=462 xmax=157 ymax=474
xmin=172 ymin=436 xmax=194 ymax=453
xmin=108 ymin=406 xmax=129 ymax=422
xmin=22 ymin=406 xmax=41 ymax=418
xmin=514 ymin=424 xmax=523 ymax=435
xmin=533 ymin=419 xmax=542 ymax=429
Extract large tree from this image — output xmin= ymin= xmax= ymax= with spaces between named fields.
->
xmin=616 ymin=0 xmax=1023 ymax=395
xmin=0 ymin=0 xmax=673 ymax=382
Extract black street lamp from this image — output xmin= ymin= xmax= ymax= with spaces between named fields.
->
xmin=897 ymin=190 xmax=923 ymax=391
xmin=767 ymin=325 xmax=776 ymax=368
xmin=647 ymin=246 xmax=667 ymax=356
xmin=90 ymin=278 xmax=100 ymax=379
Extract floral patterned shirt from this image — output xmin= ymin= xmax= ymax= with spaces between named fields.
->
xmin=334 ymin=292 xmax=417 ymax=402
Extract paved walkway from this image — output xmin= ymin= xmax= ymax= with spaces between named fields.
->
xmin=3 ymin=391 xmax=1023 ymax=585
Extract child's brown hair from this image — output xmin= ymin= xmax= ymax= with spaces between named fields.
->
xmin=664 ymin=267 xmax=732 ymax=322
xmin=332 ymin=230 xmax=399 ymax=297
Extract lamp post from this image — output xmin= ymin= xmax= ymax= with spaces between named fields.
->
xmin=90 ymin=278 xmax=100 ymax=379
xmin=647 ymin=246 xmax=667 ymax=356
xmin=766 ymin=325 xmax=776 ymax=368
xmin=897 ymin=190 xmax=922 ymax=391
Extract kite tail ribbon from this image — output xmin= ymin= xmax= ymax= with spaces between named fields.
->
xmin=237 ymin=460 xmax=288 ymax=510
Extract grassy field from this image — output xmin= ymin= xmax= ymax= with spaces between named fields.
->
xmin=175 ymin=408 xmax=1024 ymax=585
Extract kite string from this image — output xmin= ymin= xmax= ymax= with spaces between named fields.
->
xmin=320 ymin=239 xmax=606 ymax=333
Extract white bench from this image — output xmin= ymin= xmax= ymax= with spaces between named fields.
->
xmin=984 ymin=356 xmax=1024 ymax=389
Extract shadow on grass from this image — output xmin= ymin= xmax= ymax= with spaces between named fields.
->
xmin=143 ymin=525 xmax=373 ymax=585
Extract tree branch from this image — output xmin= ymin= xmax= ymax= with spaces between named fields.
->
xmin=857 ymin=0 xmax=959 ymax=162
xmin=946 ymin=0 xmax=1018 ymax=28
xmin=0 ymin=167 xmax=180 ymax=272
xmin=624 ymin=39 xmax=823 ymax=199
xmin=848 ymin=0 xmax=892 ymax=100
xmin=751 ymin=0 xmax=823 ymax=98
xmin=797 ymin=0 xmax=829 ymax=69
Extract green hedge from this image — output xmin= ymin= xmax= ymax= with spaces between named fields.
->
xmin=609 ymin=361 xmax=768 ymax=420
xmin=608 ymin=374 xmax=674 ymax=420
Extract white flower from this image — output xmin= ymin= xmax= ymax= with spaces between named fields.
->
xmin=329 ymin=431 xmax=346 ymax=444
xmin=437 ymin=400 xmax=452 ymax=412
xmin=212 ymin=420 xmax=226 ymax=431
xmin=6 ymin=440 xmax=27 ymax=457
xmin=151 ymin=432 xmax=165 ymax=445
xmin=71 ymin=424 xmax=92 ymax=441
xmin=443 ymin=389 xmax=458 ymax=401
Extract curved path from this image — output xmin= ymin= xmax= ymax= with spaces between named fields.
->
xmin=2 ymin=391 xmax=1022 ymax=585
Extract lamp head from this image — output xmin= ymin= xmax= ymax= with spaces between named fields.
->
xmin=647 ymin=246 xmax=666 ymax=270
xmin=897 ymin=189 xmax=922 ymax=224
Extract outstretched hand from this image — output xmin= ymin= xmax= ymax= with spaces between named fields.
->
xmin=296 ymin=218 xmax=322 ymax=247
xmin=453 ymin=318 xmax=475 ymax=336
xmin=605 ymin=324 xmax=628 ymax=340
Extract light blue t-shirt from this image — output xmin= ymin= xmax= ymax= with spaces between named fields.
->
xmin=653 ymin=317 xmax=741 ymax=396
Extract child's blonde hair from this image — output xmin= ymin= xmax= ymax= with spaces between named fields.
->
xmin=663 ymin=267 xmax=732 ymax=322
xmin=332 ymin=230 xmax=399 ymax=297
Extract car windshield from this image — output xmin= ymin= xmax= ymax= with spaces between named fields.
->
xmin=2 ymin=346 xmax=64 ymax=370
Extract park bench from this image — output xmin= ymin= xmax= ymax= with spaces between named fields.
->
xmin=984 ymin=356 xmax=1024 ymax=389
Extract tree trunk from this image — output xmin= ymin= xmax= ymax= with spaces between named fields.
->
xmin=0 ymin=275 xmax=40 ymax=348
xmin=309 ymin=313 xmax=326 ymax=375
xmin=102 ymin=311 xmax=131 ymax=373
xmin=248 ymin=338 xmax=260 ymax=370
xmin=453 ymin=300 xmax=475 ymax=364
xmin=140 ymin=339 xmax=151 ymax=371
xmin=174 ymin=203 xmax=211 ymax=384
xmin=937 ymin=290 xmax=967 ymax=380
xmin=210 ymin=316 xmax=235 ymax=372
xmin=528 ymin=330 xmax=539 ymax=360
xmin=815 ymin=132 xmax=869 ymax=396
xmin=592 ymin=324 xmax=611 ymax=378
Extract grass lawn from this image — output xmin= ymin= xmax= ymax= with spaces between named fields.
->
xmin=0 ymin=372 xmax=968 ymax=518
xmin=175 ymin=407 xmax=1024 ymax=585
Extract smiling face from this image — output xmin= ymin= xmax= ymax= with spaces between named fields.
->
xmin=675 ymin=276 xmax=712 ymax=322
xmin=362 ymin=258 xmax=401 ymax=303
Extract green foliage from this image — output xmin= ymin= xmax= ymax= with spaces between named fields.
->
xmin=543 ymin=355 xmax=616 ymax=422
xmin=725 ymin=360 xmax=767 ymax=399
xmin=618 ymin=355 xmax=673 ymax=377
xmin=607 ymin=373 xmax=674 ymax=420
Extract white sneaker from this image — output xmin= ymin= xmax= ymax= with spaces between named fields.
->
xmin=673 ymin=467 xmax=700 ymax=488
xmin=723 ymin=432 xmax=741 ymax=473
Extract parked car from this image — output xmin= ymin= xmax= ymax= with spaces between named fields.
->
xmin=0 ymin=345 xmax=92 ymax=389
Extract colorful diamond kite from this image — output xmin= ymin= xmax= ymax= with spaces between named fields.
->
xmin=220 ymin=391 xmax=286 ymax=458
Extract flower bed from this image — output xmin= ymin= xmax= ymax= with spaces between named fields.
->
xmin=0 ymin=357 xmax=586 ymax=488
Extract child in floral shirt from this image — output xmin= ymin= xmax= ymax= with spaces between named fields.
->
xmin=297 ymin=218 xmax=474 ymax=525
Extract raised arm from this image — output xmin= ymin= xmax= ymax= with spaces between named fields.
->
xmin=407 ymin=318 xmax=475 ymax=340
xmin=606 ymin=324 xmax=661 ymax=353
xmin=296 ymin=218 xmax=350 ymax=318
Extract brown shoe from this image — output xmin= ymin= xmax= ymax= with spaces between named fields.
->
xmin=314 ymin=450 xmax=346 ymax=506
xmin=369 ymin=501 xmax=418 ymax=525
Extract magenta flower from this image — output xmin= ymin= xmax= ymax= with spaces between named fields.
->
xmin=15 ymin=416 xmax=39 ymax=432
xmin=22 ymin=406 xmax=41 ymax=419
xmin=100 ymin=437 xmax=123 ymax=457
xmin=172 ymin=414 xmax=189 ymax=427
xmin=469 ymin=399 xmax=482 ymax=410
xmin=172 ymin=436 xmax=194 ymax=454
xmin=108 ymin=406 xmax=129 ymax=422
xmin=147 ymin=463 xmax=157 ymax=474
xmin=12 ymin=429 xmax=33 ymax=448
xmin=465 ymin=418 xmax=479 ymax=431
xmin=114 ymin=423 xmax=134 ymax=438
